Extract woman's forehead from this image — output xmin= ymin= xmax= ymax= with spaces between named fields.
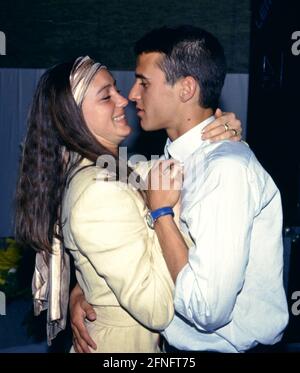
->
xmin=89 ymin=69 xmax=115 ymax=92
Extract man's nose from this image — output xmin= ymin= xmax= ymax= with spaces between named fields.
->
xmin=128 ymin=82 xmax=140 ymax=102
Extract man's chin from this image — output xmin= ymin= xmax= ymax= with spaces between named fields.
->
xmin=140 ymin=120 xmax=153 ymax=132
xmin=141 ymin=126 xmax=152 ymax=132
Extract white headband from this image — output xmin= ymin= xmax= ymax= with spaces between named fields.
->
xmin=69 ymin=56 xmax=106 ymax=106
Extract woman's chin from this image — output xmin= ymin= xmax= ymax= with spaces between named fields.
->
xmin=117 ymin=126 xmax=132 ymax=143
xmin=122 ymin=124 xmax=132 ymax=136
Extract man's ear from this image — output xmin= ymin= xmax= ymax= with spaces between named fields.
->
xmin=179 ymin=76 xmax=198 ymax=103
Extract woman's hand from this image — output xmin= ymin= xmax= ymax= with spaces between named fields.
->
xmin=201 ymin=109 xmax=242 ymax=142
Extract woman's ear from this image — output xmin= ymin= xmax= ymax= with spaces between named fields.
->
xmin=179 ymin=76 xmax=197 ymax=103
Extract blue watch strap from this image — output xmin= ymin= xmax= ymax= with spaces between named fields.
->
xmin=150 ymin=206 xmax=174 ymax=222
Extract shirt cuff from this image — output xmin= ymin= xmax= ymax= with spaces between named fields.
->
xmin=174 ymin=262 xmax=195 ymax=323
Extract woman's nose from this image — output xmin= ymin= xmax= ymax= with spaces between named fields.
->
xmin=116 ymin=92 xmax=128 ymax=108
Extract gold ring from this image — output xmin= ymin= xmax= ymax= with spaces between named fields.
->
xmin=231 ymin=128 xmax=238 ymax=136
xmin=224 ymin=123 xmax=230 ymax=132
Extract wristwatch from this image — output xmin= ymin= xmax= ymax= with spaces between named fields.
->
xmin=146 ymin=206 xmax=174 ymax=229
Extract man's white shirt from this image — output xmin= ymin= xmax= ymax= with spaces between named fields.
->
xmin=161 ymin=116 xmax=289 ymax=352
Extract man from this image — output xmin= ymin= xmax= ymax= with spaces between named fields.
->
xmin=70 ymin=25 xmax=288 ymax=353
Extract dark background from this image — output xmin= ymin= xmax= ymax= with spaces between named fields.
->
xmin=0 ymin=0 xmax=250 ymax=71
xmin=247 ymin=0 xmax=300 ymax=346
xmin=248 ymin=0 xmax=300 ymax=228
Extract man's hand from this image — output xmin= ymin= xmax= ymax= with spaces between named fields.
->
xmin=69 ymin=284 xmax=97 ymax=353
xmin=146 ymin=160 xmax=183 ymax=211
xmin=201 ymin=109 xmax=242 ymax=142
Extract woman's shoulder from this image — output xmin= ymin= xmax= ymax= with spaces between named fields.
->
xmin=66 ymin=164 xmax=143 ymax=210
xmin=66 ymin=165 xmax=99 ymax=198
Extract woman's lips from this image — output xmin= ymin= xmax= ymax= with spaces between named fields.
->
xmin=112 ymin=114 xmax=126 ymax=122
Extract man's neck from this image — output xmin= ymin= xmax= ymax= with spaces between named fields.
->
xmin=166 ymin=107 xmax=214 ymax=141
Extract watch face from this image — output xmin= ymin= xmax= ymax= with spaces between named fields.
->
xmin=146 ymin=211 xmax=154 ymax=229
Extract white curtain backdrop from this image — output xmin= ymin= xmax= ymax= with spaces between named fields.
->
xmin=0 ymin=69 xmax=248 ymax=236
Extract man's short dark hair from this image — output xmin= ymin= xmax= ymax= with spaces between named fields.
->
xmin=134 ymin=25 xmax=226 ymax=112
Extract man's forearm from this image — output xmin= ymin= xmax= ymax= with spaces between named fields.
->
xmin=154 ymin=215 xmax=189 ymax=282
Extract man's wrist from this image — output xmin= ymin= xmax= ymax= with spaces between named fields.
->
xmin=146 ymin=206 xmax=174 ymax=229
xmin=154 ymin=214 xmax=174 ymax=227
xmin=151 ymin=206 xmax=174 ymax=220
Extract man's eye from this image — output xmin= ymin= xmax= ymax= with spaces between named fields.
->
xmin=140 ymin=81 xmax=148 ymax=88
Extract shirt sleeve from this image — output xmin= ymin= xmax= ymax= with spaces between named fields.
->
xmin=174 ymin=158 xmax=257 ymax=331
xmin=70 ymin=180 xmax=174 ymax=330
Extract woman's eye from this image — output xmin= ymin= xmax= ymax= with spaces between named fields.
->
xmin=102 ymin=96 xmax=111 ymax=101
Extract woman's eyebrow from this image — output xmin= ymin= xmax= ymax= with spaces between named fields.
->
xmin=96 ymin=83 xmax=112 ymax=95
xmin=96 ymin=79 xmax=117 ymax=95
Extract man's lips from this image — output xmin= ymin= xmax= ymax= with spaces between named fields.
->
xmin=136 ymin=108 xmax=145 ymax=116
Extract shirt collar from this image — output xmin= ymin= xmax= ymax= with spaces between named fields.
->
xmin=164 ymin=116 xmax=215 ymax=162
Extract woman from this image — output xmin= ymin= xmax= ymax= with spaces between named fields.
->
xmin=15 ymin=56 xmax=242 ymax=353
